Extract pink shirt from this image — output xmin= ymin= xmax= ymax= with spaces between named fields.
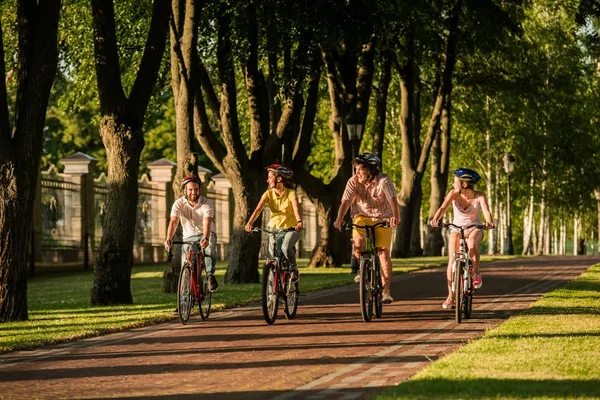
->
xmin=342 ymin=173 xmax=398 ymax=219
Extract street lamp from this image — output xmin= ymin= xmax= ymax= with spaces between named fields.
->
xmin=345 ymin=110 xmax=363 ymax=274
xmin=345 ymin=111 xmax=364 ymax=160
xmin=503 ymin=153 xmax=516 ymax=255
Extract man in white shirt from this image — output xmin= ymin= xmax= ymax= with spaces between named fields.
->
xmin=164 ymin=174 xmax=218 ymax=292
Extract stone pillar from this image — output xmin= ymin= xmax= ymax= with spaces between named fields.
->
xmin=197 ymin=166 xmax=212 ymax=196
xmin=60 ymin=152 xmax=97 ymax=270
xmin=211 ymin=173 xmax=233 ymax=261
xmin=148 ymin=158 xmax=176 ymax=261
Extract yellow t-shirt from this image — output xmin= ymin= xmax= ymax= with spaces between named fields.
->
xmin=262 ymin=187 xmax=298 ymax=228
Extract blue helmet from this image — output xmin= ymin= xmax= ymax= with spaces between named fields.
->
xmin=452 ymin=168 xmax=481 ymax=184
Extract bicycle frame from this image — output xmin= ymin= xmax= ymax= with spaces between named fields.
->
xmin=252 ymin=227 xmax=299 ymax=324
xmin=439 ymin=222 xmax=486 ymax=323
xmin=348 ymin=220 xmax=389 ymax=322
xmin=169 ymin=240 xmax=212 ymax=324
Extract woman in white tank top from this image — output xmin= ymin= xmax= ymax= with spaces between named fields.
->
xmin=430 ymin=168 xmax=495 ymax=310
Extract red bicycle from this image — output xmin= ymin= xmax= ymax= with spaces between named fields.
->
xmin=251 ymin=227 xmax=299 ymax=325
xmin=169 ymin=240 xmax=212 ymax=324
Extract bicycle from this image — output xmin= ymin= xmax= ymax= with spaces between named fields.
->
xmin=346 ymin=221 xmax=389 ymax=322
xmin=438 ymin=222 xmax=488 ymax=323
xmin=168 ymin=240 xmax=212 ymax=324
xmin=251 ymin=227 xmax=299 ymax=325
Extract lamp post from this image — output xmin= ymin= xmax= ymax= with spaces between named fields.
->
xmin=345 ymin=111 xmax=364 ymax=274
xmin=503 ymin=153 xmax=516 ymax=255
xmin=345 ymin=111 xmax=364 ymax=161
xmin=594 ymin=188 xmax=600 ymax=255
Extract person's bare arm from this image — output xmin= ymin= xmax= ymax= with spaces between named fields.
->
xmin=333 ymin=199 xmax=351 ymax=231
xmin=480 ymin=194 xmax=495 ymax=228
xmin=291 ymin=197 xmax=304 ymax=231
xmin=245 ymin=197 xmax=267 ymax=231
xmin=164 ymin=216 xmax=180 ymax=250
xmin=430 ymin=191 xmax=456 ymax=227
xmin=201 ymin=216 xmax=213 ymax=248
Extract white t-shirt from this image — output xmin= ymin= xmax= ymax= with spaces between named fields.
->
xmin=170 ymin=196 xmax=216 ymax=238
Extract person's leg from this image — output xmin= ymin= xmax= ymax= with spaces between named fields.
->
xmin=377 ymin=248 xmax=392 ymax=290
xmin=350 ymin=253 xmax=359 ymax=274
xmin=281 ymin=230 xmax=299 ymax=268
xmin=467 ymin=229 xmax=484 ymax=288
xmin=467 ymin=229 xmax=484 ymax=274
xmin=446 ymin=232 xmax=459 ymax=299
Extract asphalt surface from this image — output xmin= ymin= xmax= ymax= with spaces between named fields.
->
xmin=1 ymin=255 xmax=598 ymax=400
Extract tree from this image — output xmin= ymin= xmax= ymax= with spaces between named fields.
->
xmin=90 ymin=0 xmax=169 ymax=305
xmin=0 ymin=0 xmax=61 ymax=321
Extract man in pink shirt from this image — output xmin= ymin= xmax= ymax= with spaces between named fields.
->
xmin=334 ymin=153 xmax=400 ymax=304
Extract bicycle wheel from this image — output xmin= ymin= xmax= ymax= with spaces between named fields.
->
xmin=463 ymin=263 xmax=473 ymax=319
xmin=262 ymin=262 xmax=279 ymax=324
xmin=374 ymin=259 xmax=383 ymax=318
xmin=359 ymin=258 xmax=374 ymax=322
xmin=284 ymin=274 xmax=299 ymax=320
xmin=453 ymin=260 xmax=464 ymax=323
xmin=199 ymin=272 xmax=212 ymax=321
xmin=177 ymin=263 xmax=193 ymax=324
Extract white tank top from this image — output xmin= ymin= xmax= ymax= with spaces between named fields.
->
xmin=452 ymin=196 xmax=482 ymax=226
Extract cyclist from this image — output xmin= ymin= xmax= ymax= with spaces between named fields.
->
xmin=164 ymin=173 xmax=219 ymax=293
xmin=244 ymin=164 xmax=304 ymax=281
xmin=333 ymin=153 xmax=401 ymax=304
xmin=430 ymin=167 xmax=494 ymax=309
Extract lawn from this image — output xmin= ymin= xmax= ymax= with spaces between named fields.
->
xmin=377 ymin=263 xmax=600 ymax=400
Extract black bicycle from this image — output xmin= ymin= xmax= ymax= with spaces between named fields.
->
xmin=252 ymin=227 xmax=299 ymax=324
xmin=438 ymin=222 xmax=489 ymax=323
xmin=347 ymin=221 xmax=389 ymax=322
xmin=169 ymin=240 xmax=212 ymax=324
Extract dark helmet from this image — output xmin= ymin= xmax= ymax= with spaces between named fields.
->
xmin=452 ymin=168 xmax=481 ymax=184
xmin=265 ymin=164 xmax=294 ymax=182
xmin=181 ymin=173 xmax=202 ymax=190
xmin=354 ymin=152 xmax=382 ymax=173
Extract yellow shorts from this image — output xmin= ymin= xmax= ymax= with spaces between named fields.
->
xmin=352 ymin=215 xmax=393 ymax=250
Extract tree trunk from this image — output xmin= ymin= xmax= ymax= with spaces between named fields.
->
xmin=90 ymin=0 xmax=169 ymax=304
xmin=522 ymin=172 xmax=535 ymax=255
xmin=423 ymin=94 xmax=451 ymax=256
xmin=0 ymin=0 xmax=61 ymax=322
xmin=225 ymin=176 xmax=263 ymax=283
xmin=91 ymin=120 xmax=144 ymax=304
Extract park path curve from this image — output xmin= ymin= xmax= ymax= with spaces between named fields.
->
xmin=1 ymin=255 xmax=599 ymax=400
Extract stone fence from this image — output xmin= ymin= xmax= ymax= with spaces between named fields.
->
xmin=31 ymin=152 xmax=318 ymax=272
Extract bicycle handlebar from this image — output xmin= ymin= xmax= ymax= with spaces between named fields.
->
xmin=167 ymin=240 xmax=206 ymax=261
xmin=344 ymin=221 xmax=390 ymax=230
xmin=250 ymin=226 xmax=297 ymax=235
xmin=437 ymin=222 xmax=490 ymax=231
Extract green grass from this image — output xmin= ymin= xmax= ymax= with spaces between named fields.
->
xmin=377 ymin=264 xmax=600 ymax=400
xmin=0 ymin=257 xmax=442 ymax=353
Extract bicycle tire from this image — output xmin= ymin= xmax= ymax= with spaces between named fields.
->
xmin=453 ymin=260 xmax=463 ymax=323
xmin=284 ymin=276 xmax=299 ymax=320
xmin=359 ymin=258 xmax=374 ymax=322
xmin=199 ymin=273 xmax=212 ymax=320
xmin=262 ymin=262 xmax=279 ymax=324
xmin=463 ymin=263 xmax=473 ymax=319
xmin=374 ymin=259 xmax=383 ymax=318
xmin=177 ymin=263 xmax=193 ymax=324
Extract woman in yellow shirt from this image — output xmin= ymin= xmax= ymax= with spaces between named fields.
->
xmin=245 ymin=164 xmax=304 ymax=279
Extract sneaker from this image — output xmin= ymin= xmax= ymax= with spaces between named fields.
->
xmin=382 ymin=290 xmax=393 ymax=304
xmin=208 ymin=275 xmax=219 ymax=292
xmin=472 ymin=273 xmax=483 ymax=289
xmin=354 ymin=274 xmax=361 ymax=284
xmin=290 ymin=268 xmax=300 ymax=283
xmin=442 ymin=297 xmax=454 ymax=309
xmin=172 ymin=308 xmax=179 ymax=316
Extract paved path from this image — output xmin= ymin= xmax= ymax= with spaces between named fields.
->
xmin=1 ymin=255 xmax=599 ymax=399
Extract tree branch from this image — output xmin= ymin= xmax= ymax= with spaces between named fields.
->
xmin=91 ymin=0 xmax=126 ymax=114
xmin=128 ymin=0 xmax=170 ymax=122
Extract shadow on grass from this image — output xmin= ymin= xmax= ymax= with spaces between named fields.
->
xmin=379 ymin=377 xmax=600 ymax=399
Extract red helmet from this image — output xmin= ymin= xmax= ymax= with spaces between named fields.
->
xmin=265 ymin=164 xmax=294 ymax=181
xmin=181 ymin=174 xmax=202 ymax=190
